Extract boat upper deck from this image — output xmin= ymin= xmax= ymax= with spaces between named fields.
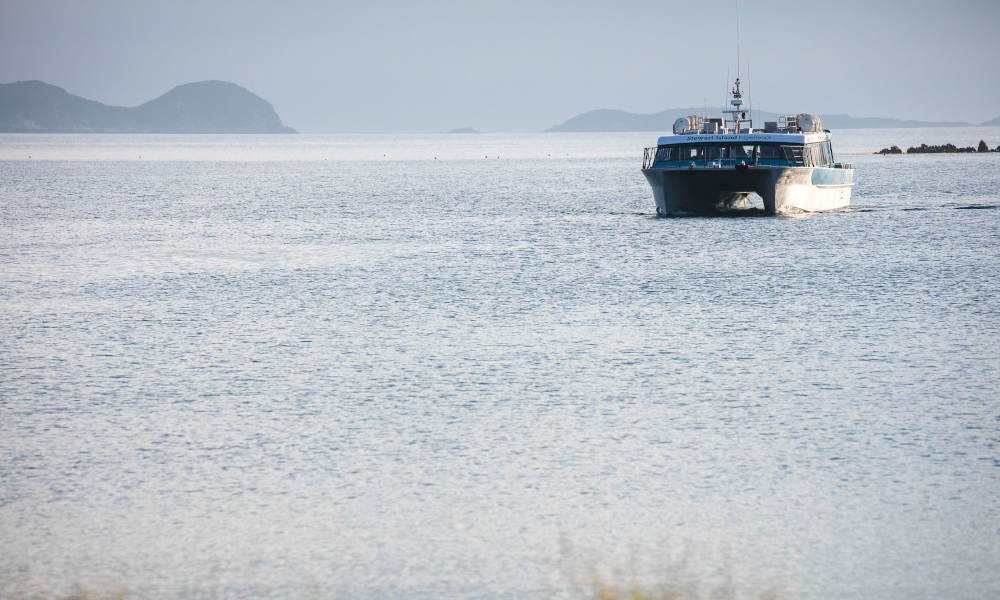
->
xmin=642 ymin=77 xmax=851 ymax=170
xmin=656 ymin=131 xmax=830 ymax=146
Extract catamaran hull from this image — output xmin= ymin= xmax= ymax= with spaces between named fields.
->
xmin=642 ymin=166 xmax=854 ymax=215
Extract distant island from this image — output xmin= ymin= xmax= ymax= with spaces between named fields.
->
xmin=0 ymin=80 xmax=296 ymax=133
xmin=448 ymin=127 xmax=479 ymax=133
xmin=547 ymin=107 xmax=991 ymax=132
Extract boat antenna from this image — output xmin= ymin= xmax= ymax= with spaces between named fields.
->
xmin=736 ymin=0 xmax=741 ymax=79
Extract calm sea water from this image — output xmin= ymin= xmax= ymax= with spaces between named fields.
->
xmin=1 ymin=130 xmax=999 ymax=599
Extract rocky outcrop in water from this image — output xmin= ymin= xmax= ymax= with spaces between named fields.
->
xmin=900 ymin=141 xmax=997 ymax=153
xmin=876 ymin=140 xmax=1000 ymax=154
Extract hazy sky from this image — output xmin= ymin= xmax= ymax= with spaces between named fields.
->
xmin=1 ymin=0 xmax=998 ymax=132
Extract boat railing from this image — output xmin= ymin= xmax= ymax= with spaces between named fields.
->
xmin=643 ymin=147 xmax=656 ymax=169
xmin=781 ymin=146 xmax=805 ymax=166
xmin=703 ymin=159 xmax=757 ymax=168
xmin=645 ymin=156 xmax=759 ymax=169
xmin=779 ymin=115 xmax=799 ymax=131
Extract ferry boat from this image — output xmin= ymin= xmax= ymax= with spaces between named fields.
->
xmin=641 ymin=77 xmax=854 ymax=215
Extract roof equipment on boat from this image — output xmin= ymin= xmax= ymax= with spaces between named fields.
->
xmin=673 ymin=115 xmax=704 ymax=134
xmin=797 ymin=113 xmax=823 ymax=133
xmin=779 ymin=115 xmax=799 ymax=132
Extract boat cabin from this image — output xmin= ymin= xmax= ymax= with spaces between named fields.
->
xmin=646 ymin=137 xmax=836 ymax=169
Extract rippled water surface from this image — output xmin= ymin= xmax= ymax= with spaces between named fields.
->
xmin=2 ymin=131 xmax=999 ymax=599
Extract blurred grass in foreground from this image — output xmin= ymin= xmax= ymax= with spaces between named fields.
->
xmin=0 ymin=577 xmax=132 ymax=600
xmin=591 ymin=584 xmax=783 ymax=600
xmin=4 ymin=539 xmax=783 ymax=599
xmin=562 ymin=537 xmax=784 ymax=600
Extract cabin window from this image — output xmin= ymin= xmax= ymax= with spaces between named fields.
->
xmin=654 ymin=146 xmax=677 ymax=162
xmin=707 ymin=145 xmax=729 ymax=160
xmin=732 ymin=144 xmax=756 ymax=160
xmin=781 ymin=146 xmax=806 ymax=166
xmin=652 ymin=141 xmax=827 ymax=167
xmin=678 ymin=144 xmax=706 ymax=161
xmin=756 ymin=143 xmax=784 ymax=163
xmin=807 ymin=144 xmax=820 ymax=166
xmin=807 ymin=142 xmax=831 ymax=166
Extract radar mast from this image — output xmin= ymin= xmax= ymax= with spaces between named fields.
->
xmin=723 ymin=77 xmax=749 ymax=133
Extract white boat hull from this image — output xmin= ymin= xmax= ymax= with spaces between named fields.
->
xmin=777 ymin=183 xmax=854 ymax=213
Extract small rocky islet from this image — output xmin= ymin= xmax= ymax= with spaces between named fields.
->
xmin=876 ymin=140 xmax=999 ymax=154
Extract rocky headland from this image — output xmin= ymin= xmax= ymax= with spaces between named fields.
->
xmin=0 ymin=80 xmax=296 ymax=133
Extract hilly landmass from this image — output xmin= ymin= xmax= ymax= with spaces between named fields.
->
xmin=547 ymin=107 xmax=983 ymax=132
xmin=982 ymin=115 xmax=1000 ymax=126
xmin=0 ymin=80 xmax=296 ymax=133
